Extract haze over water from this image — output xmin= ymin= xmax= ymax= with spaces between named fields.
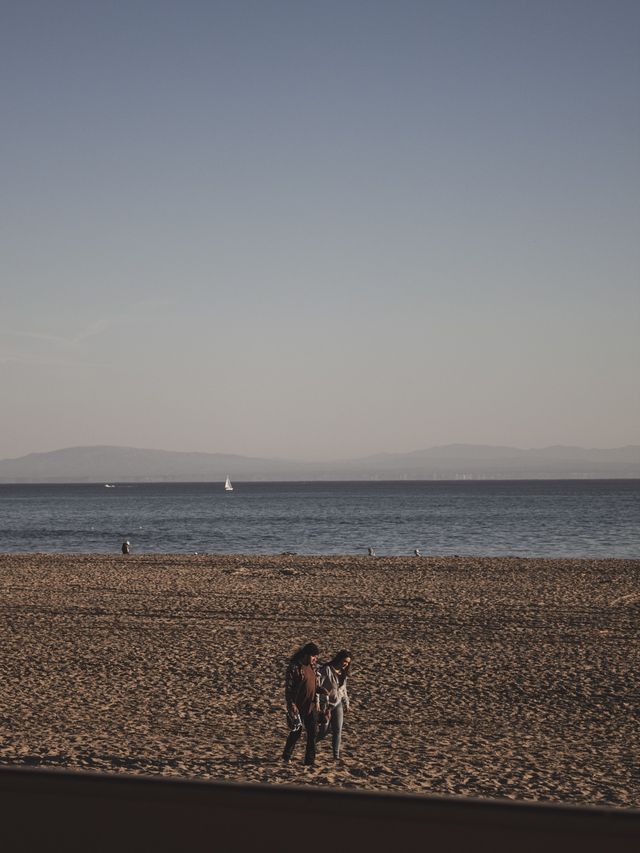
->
xmin=1 ymin=480 xmax=638 ymax=558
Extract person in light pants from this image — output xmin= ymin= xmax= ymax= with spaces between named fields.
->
xmin=317 ymin=650 xmax=352 ymax=760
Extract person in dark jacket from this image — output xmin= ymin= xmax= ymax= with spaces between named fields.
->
xmin=282 ymin=641 xmax=321 ymax=766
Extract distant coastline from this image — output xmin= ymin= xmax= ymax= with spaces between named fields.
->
xmin=0 ymin=443 xmax=639 ymax=483
xmin=2 ymin=476 xmax=640 ymax=485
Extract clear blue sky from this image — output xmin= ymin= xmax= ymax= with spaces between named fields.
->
xmin=1 ymin=0 xmax=638 ymax=460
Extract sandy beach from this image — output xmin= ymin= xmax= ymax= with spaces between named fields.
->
xmin=0 ymin=553 xmax=638 ymax=808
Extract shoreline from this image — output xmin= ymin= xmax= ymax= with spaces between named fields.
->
xmin=1 ymin=551 xmax=638 ymax=561
xmin=1 ymin=553 xmax=638 ymax=808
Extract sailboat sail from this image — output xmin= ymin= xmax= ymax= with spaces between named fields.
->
xmin=224 ymin=475 xmax=233 ymax=491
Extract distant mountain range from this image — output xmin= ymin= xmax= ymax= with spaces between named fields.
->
xmin=0 ymin=444 xmax=639 ymax=482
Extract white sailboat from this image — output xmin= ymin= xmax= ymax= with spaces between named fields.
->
xmin=224 ymin=475 xmax=233 ymax=492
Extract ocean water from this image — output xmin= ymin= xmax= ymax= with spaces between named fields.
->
xmin=0 ymin=480 xmax=638 ymax=557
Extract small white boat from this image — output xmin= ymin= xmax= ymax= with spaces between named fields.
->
xmin=224 ymin=475 xmax=233 ymax=492
xmin=105 ymin=484 xmax=115 ymax=488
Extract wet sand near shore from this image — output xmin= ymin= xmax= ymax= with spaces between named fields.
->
xmin=0 ymin=553 xmax=638 ymax=808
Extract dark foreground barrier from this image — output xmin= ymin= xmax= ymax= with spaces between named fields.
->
xmin=0 ymin=766 xmax=637 ymax=852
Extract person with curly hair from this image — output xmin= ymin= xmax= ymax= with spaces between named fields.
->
xmin=282 ymin=641 xmax=321 ymax=766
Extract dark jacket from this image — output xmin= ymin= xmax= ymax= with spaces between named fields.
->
xmin=285 ymin=660 xmax=320 ymax=716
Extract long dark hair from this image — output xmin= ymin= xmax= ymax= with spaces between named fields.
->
xmin=329 ymin=649 xmax=353 ymax=685
xmin=290 ymin=641 xmax=320 ymax=665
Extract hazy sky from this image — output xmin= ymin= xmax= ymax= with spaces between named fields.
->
xmin=2 ymin=0 xmax=639 ymax=461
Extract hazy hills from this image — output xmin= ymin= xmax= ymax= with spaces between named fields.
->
xmin=0 ymin=444 xmax=639 ymax=482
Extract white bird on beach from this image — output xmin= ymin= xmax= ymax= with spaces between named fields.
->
xmin=414 ymin=548 xmax=422 ymax=557
xmin=368 ymin=547 xmax=376 ymax=557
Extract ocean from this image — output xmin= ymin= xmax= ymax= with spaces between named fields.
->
xmin=0 ymin=480 xmax=638 ymax=557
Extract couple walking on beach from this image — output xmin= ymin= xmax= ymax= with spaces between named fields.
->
xmin=282 ymin=642 xmax=352 ymax=767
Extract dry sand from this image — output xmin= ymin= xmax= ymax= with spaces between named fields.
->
xmin=0 ymin=553 xmax=638 ymax=808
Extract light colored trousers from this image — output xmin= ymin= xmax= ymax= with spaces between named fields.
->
xmin=317 ymin=700 xmax=345 ymax=758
